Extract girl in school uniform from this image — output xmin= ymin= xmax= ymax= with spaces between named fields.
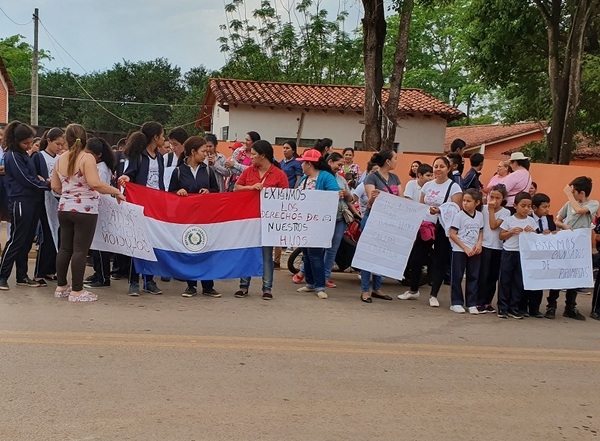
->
xmin=477 ymin=184 xmax=510 ymax=313
xmin=0 ymin=121 xmax=50 ymax=290
xmin=118 ymin=121 xmax=166 ymax=296
xmin=448 ymin=188 xmax=484 ymax=314
xmin=32 ymin=127 xmax=65 ymax=285
xmin=168 ymin=136 xmax=220 ymax=298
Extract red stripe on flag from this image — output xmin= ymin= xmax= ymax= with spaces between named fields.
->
xmin=125 ymin=183 xmax=261 ymax=224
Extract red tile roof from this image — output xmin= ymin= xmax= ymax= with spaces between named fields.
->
xmin=444 ymin=122 xmax=546 ymax=152
xmin=0 ymin=57 xmax=16 ymax=95
xmin=572 ymin=137 xmax=600 ymax=159
xmin=199 ymin=78 xmax=464 ymax=127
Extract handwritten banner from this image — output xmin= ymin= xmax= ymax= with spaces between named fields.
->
xmin=91 ymin=195 xmax=157 ymax=261
xmin=520 ymin=229 xmax=593 ymax=290
xmin=351 ymin=192 xmax=428 ymax=280
xmin=260 ymin=188 xmax=339 ymax=248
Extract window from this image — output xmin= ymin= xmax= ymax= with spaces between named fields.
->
xmin=275 ymin=137 xmax=318 ymax=147
xmin=221 ymin=126 xmax=229 ymax=141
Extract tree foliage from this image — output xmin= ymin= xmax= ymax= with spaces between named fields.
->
xmin=218 ymin=0 xmax=363 ymax=84
xmin=0 ymin=35 xmax=210 ymax=134
xmin=465 ymin=0 xmax=600 ymax=163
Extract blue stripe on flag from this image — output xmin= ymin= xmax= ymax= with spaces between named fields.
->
xmin=133 ymin=247 xmax=264 ymax=280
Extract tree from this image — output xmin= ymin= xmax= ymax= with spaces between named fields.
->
xmin=384 ymin=0 xmax=487 ymax=124
xmin=0 ymin=35 xmax=51 ymax=123
xmin=466 ymin=0 xmax=600 ymax=164
xmin=361 ymin=0 xmax=386 ymax=151
xmin=166 ymin=65 xmax=212 ymax=135
xmin=77 ymin=58 xmax=185 ymax=132
xmin=218 ymin=0 xmax=362 ymax=84
xmin=381 ymin=0 xmax=414 ymax=151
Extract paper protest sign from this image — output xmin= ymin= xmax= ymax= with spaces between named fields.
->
xmin=519 ymin=229 xmax=593 ymax=290
xmin=260 ymin=188 xmax=339 ymax=248
xmin=351 ymin=192 xmax=428 ymax=280
xmin=91 ymin=195 xmax=157 ymax=261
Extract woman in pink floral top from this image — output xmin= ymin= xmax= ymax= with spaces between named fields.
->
xmin=51 ymin=124 xmax=125 ymax=302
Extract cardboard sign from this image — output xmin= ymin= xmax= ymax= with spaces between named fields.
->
xmin=520 ymin=229 xmax=593 ymax=290
xmin=260 ymin=188 xmax=339 ymax=248
xmin=352 ymin=192 xmax=428 ymax=280
xmin=91 ymin=195 xmax=157 ymax=261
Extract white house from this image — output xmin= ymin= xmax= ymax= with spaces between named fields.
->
xmin=197 ymin=78 xmax=464 ymax=152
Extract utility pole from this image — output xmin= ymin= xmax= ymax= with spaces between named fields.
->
xmin=30 ymin=8 xmax=39 ymax=127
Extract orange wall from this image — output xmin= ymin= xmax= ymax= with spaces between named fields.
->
xmin=483 ymin=132 xmax=545 ymax=161
xmin=216 ymin=143 xmax=600 ymax=217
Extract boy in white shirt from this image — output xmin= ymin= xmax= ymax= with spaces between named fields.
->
xmin=403 ymin=163 xmax=433 ymax=201
xmin=497 ymin=192 xmax=537 ymax=319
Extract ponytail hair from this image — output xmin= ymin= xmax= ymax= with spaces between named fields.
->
xmin=178 ymin=136 xmax=207 ymax=166
xmin=87 ymin=137 xmax=116 ymax=171
xmin=65 ymin=123 xmax=87 ymax=176
xmin=369 ymin=149 xmax=394 ymax=167
xmin=3 ymin=121 xmax=35 ymax=152
xmin=313 ymin=137 xmax=333 ymax=154
xmin=124 ymin=121 xmax=163 ymax=160
xmin=40 ymin=127 xmax=64 ymax=151
xmin=252 ymin=140 xmax=280 ymax=168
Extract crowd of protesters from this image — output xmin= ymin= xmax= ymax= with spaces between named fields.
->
xmin=0 ymin=122 xmax=598 ymax=322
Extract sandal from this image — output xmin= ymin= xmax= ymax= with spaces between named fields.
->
xmin=54 ymin=286 xmax=71 ymax=298
xmin=68 ymin=290 xmax=98 ymax=302
xmin=234 ymin=290 xmax=248 ymax=298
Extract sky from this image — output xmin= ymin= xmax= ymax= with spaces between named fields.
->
xmin=0 ymin=0 xmax=363 ymax=76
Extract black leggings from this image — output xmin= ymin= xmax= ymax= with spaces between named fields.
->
xmin=56 ymin=212 xmax=98 ymax=291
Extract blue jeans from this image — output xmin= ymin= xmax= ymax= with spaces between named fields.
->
xmin=324 ymin=219 xmax=346 ymax=280
xmin=240 ymin=246 xmax=273 ymax=292
xmin=302 ymin=247 xmax=326 ymax=291
xmin=361 ymin=271 xmax=383 ymax=293
xmin=358 ymin=213 xmax=383 ymax=293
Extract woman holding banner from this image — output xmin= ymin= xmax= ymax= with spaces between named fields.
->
xmin=234 ymin=140 xmax=288 ymax=300
xmin=52 ymin=124 xmax=125 ymax=302
xmin=118 ymin=121 xmax=166 ymax=296
xmin=169 ymin=136 xmax=220 ymax=298
xmin=359 ymin=149 xmax=401 ymax=303
xmin=296 ymin=149 xmax=340 ymax=300
xmin=414 ymin=157 xmax=463 ymax=307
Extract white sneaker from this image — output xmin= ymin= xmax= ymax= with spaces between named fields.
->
xmin=398 ymin=290 xmax=420 ymax=300
xmin=429 ymin=296 xmax=440 ymax=307
xmin=450 ymin=305 xmax=466 ymax=313
xmin=468 ymin=306 xmax=480 ymax=315
xmin=297 ymin=286 xmax=315 ymax=292
xmin=316 ymin=290 xmax=328 ymax=299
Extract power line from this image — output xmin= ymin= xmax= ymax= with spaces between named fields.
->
xmin=38 ymin=18 xmax=140 ymax=127
xmin=0 ymin=6 xmax=32 ymax=26
xmin=19 ymin=93 xmax=199 ymax=108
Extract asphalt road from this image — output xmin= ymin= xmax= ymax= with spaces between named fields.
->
xmin=0 ymin=263 xmax=599 ymax=441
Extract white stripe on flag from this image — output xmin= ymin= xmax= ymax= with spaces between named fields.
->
xmin=146 ymin=218 xmax=261 ymax=254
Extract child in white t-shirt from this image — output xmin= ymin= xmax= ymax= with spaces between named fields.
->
xmin=477 ymin=184 xmax=510 ymax=313
xmin=497 ymin=192 xmax=537 ymax=319
xmin=403 ymin=163 xmax=433 ymax=201
xmin=449 ymin=189 xmax=484 ymax=314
